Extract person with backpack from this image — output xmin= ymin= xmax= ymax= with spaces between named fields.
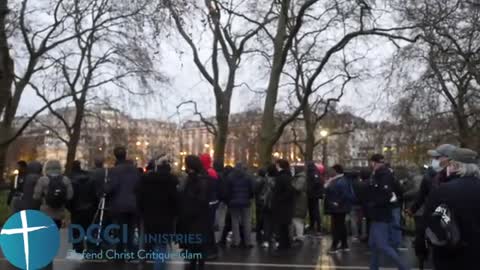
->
xmin=33 ymin=160 xmax=74 ymax=228
xmin=105 ymin=146 xmax=141 ymax=255
xmin=67 ymin=160 xmax=98 ymax=260
xmin=226 ymin=162 xmax=254 ymax=248
xmin=405 ymin=144 xmax=457 ymax=268
xmin=324 ymin=164 xmax=355 ymax=254
xmin=306 ymin=162 xmax=324 ymax=235
xmin=367 ymin=154 xmax=409 ymax=270
xmin=423 ymin=147 xmax=480 ymax=270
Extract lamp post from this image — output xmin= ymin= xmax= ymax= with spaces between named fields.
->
xmin=320 ymin=129 xmax=329 ymax=165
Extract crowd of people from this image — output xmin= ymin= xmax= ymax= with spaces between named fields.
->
xmin=5 ymin=143 xmax=480 ymax=270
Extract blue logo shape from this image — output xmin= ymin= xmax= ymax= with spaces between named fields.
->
xmin=0 ymin=210 xmax=60 ymax=270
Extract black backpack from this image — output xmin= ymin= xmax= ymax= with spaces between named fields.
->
xmin=45 ymin=175 xmax=68 ymax=209
xmin=426 ymin=203 xmax=462 ymax=249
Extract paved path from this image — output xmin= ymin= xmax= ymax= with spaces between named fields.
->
xmin=0 ymin=231 xmax=431 ymax=270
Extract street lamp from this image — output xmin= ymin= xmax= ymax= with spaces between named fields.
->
xmin=320 ymin=129 xmax=329 ymax=165
xmin=204 ymin=144 xmax=210 ymax=149
xmin=273 ymin=152 xmax=280 ymax=158
xmin=136 ymin=141 xmax=141 ymax=146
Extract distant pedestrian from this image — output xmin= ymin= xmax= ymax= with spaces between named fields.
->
xmin=254 ymin=168 xmax=267 ymax=244
xmin=306 ymin=162 xmax=324 ymax=235
xmin=178 ymin=155 xmax=213 ymax=270
xmin=105 ymin=146 xmax=141 ymax=255
xmin=325 ymin=164 xmax=354 ymax=254
xmin=67 ymin=160 xmax=98 ymax=259
xmin=227 ymin=163 xmax=254 ymax=248
xmin=291 ymin=167 xmax=307 ymax=244
xmin=33 ymin=160 xmax=73 ymax=228
xmin=137 ymin=156 xmax=179 ymax=270
xmin=271 ymin=159 xmax=295 ymax=251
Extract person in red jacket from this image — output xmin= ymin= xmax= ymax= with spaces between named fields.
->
xmin=200 ymin=153 xmax=219 ymax=180
xmin=199 ymin=153 xmax=219 ymax=259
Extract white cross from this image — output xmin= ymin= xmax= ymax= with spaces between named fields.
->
xmin=1 ymin=211 xmax=53 ymax=270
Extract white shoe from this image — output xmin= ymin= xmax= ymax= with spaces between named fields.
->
xmin=66 ymin=250 xmax=84 ymax=261
xmin=261 ymin=242 xmax=269 ymax=248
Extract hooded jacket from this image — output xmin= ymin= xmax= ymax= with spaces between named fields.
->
xmin=33 ymin=160 xmax=74 ymax=221
xmin=199 ymin=154 xmax=218 ymax=180
xmin=20 ymin=161 xmax=43 ymax=210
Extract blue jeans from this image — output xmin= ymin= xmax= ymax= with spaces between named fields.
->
xmin=389 ymin=207 xmax=402 ymax=248
xmin=369 ymin=222 xmax=409 ymax=270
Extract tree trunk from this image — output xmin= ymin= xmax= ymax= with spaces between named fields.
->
xmin=258 ymin=0 xmax=291 ymax=167
xmin=214 ymin=113 xmax=228 ymax=167
xmin=303 ymin=105 xmax=315 ymax=162
xmin=0 ymin=142 xmax=8 ymax=181
xmin=0 ymin=0 xmax=13 ymax=117
xmin=65 ymin=105 xmax=85 ymax=174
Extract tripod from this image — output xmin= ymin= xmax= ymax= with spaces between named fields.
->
xmin=91 ymin=168 xmax=109 ymax=246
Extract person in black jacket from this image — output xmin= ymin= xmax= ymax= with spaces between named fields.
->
xmin=306 ymin=161 xmax=324 ymax=235
xmin=423 ymin=148 xmax=480 ymax=270
xmin=367 ymin=154 xmax=409 ymax=270
xmin=137 ymin=156 xmax=179 ymax=270
xmin=68 ymin=160 xmax=98 ymax=257
xmin=7 ymin=160 xmax=27 ymax=213
xmin=178 ymin=155 xmax=213 ymax=270
xmin=105 ymin=146 xmax=141 ymax=254
xmin=271 ymin=159 xmax=295 ymax=250
xmin=227 ymin=163 xmax=254 ymax=248
xmin=20 ymin=161 xmax=43 ymax=211
xmin=406 ymin=144 xmax=457 ymax=265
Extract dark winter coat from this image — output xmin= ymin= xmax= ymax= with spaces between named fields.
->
xmin=324 ymin=174 xmax=354 ymax=215
xmin=227 ymin=166 xmax=254 ymax=209
xmin=178 ymin=172 xmax=213 ymax=249
xmin=105 ymin=160 xmax=140 ymax=214
xmin=271 ymin=170 xmax=295 ymax=225
xmin=69 ymin=169 xmax=98 ymax=212
xmin=292 ymin=172 xmax=308 ymax=218
xmin=306 ymin=162 xmax=324 ymax=199
xmin=89 ymin=167 xmax=109 ymax=200
xmin=20 ymin=161 xmax=43 ymax=210
xmin=423 ymin=175 xmax=480 ymax=270
xmin=7 ymin=170 xmax=26 ymax=209
xmin=366 ymin=165 xmax=396 ymax=223
xmin=137 ymin=166 xmax=179 ymax=235
xmin=409 ymin=168 xmax=436 ymax=216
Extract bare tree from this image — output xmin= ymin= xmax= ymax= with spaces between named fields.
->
xmin=257 ymin=0 xmax=419 ymax=165
xmin=392 ymin=0 xmax=480 ymax=150
xmin=33 ymin=0 xmax=161 ymax=173
xmin=167 ymin=0 xmax=274 ymax=166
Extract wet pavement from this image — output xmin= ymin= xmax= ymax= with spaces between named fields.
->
xmin=1 ymin=231 xmax=431 ymax=270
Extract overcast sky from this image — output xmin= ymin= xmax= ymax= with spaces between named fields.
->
xmin=15 ymin=2 xmax=403 ymax=125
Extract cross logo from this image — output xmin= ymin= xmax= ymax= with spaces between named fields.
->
xmin=0 ymin=210 xmax=60 ymax=270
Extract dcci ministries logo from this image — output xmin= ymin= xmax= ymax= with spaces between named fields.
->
xmin=0 ymin=210 xmax=60 ymax=270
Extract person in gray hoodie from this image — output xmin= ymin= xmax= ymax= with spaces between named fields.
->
xmin=33 ymin=160 xmax=74 ymax=228
xmin=20 ymin=161 xmax=43 ymax=210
